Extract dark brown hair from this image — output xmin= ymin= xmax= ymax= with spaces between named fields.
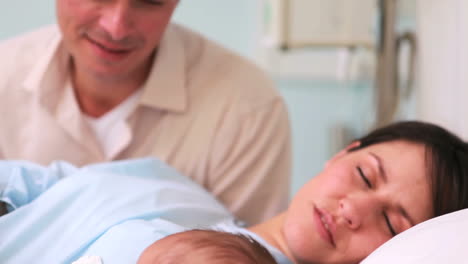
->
xmin=146 ymin=230 xmax=278 ymax=264
xmin=350 ymin=121 xmax=468 ymax=217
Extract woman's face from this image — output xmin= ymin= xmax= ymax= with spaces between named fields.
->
xmin=283 ymin=140 xmax=433 ymax=264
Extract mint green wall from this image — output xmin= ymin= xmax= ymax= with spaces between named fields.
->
xmin=0 ymin=1 xmax=376 ymax=197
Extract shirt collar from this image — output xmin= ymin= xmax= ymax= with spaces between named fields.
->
xmin=23 ymin=25 xmax=69 ymax=108
xmin=139 ymin=24 xmax=188 ymax=113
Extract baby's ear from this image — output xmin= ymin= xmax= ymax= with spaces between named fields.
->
xmin=325 ymin=141 xmax=361 ymax=168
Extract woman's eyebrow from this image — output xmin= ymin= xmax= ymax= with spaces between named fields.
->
xmin=369 ymin=152 xmax=387 ymax=183
xmin=369 ymin=151 xmax=416 ymax=226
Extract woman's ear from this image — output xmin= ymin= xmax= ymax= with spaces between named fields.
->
xmin=325 ymin=141 xmax=361 ymax=168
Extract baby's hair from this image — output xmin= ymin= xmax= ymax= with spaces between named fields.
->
xmin=141 ymin=229 xmax=278 ymax=264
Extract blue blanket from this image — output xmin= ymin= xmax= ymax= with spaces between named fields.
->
xmin=0 ymin=158 xmax=233 ymax=263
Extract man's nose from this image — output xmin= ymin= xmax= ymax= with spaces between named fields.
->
xmin=98 ymin=3 xmax=133 ymax=41
xmin=339 ymin=194 xmax=380 ymax=230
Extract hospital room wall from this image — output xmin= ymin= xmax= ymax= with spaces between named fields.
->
xmin=0 ymin=1 xmax=55 ymax=40
xmin=175 ymin=1 xmax=376 ymax=197
xmin=0 ymin=1 xmax=374 ymax=198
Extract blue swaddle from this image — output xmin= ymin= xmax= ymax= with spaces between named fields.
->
xmin=0 ymin=158 xmax=233 ymax=263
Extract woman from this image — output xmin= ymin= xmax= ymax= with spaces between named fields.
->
xmin=245 ymin=121 xmax=468 ymax=263
xmin=2 ymin=121 xmax=468 ymax=264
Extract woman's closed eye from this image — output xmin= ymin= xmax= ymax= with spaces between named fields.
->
xmin=357 ymin=166 xmax=372 ymax=188
xmin=357 ymin=166 xmax=397 ymax=237
xmin=383 ymin=212 xmax=397 ymax=237
xmin=141 ymin=0 xmax=165 ymax=6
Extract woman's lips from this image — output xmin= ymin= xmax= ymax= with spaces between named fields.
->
xmin=313 ymin=206 xmax=336 ymax=247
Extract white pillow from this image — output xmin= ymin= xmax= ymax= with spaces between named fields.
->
xmin=361 ymin=208 xmax=468 ymax=264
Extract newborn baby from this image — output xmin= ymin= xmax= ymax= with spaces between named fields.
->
xmin=138 ymin=229 xmax=278 ymax=264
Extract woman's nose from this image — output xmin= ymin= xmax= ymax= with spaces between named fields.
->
xmin=339 ymin=194 xmax=380 ymax=230
xmin=98 ymin=3 xmax=133 ymax=41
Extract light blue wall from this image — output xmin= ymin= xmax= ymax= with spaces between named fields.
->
xmin=174 ymin=2 xmax=376 ymax=195
xmin=173 ymin=0 xmax=258 ymax=58
xmin=0 ymin=1 xmax=377 ymax=197
xmin=0 ymin=1 xmax=55 ymax=40
xmin=276 ymin=80 xmax=372 ymax=194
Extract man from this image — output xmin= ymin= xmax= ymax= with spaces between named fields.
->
xmin=0 ymin=0 xmax=291 ymax=224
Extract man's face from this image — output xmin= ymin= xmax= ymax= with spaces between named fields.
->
xmin=56 ymin=0 xmax=178 ymax=81
xmin=283 ymin=140 xmax=433 ymax=264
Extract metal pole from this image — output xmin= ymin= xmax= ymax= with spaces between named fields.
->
xmin=374 ymin=0 xmax=398 ymax=128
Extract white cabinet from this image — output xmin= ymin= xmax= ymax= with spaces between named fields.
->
xmin=261 ymin=0 xmax=376 ymax=48
xmin=257 ymin=0 xmax=377 ymax=81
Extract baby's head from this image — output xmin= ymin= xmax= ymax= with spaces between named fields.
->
xmin=138 ymin=230 xmax=277 ymax=264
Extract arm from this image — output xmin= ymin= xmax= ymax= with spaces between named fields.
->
xmin=0 ymin=161 xmax=77 ymax=213
xmin=209 ymin=98 xmax=292 ymax=225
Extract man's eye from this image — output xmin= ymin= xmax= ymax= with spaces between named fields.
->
xmin=383 ymin=212 xmax=397 ymax=237
xmin=357 ymin=166 xmax=372 ymax=188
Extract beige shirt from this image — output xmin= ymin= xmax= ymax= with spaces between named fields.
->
xmin=0 ymin=24 xmax=292 ymax=224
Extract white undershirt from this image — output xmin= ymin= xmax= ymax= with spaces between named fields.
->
xmin=83 ymin=89 xmax=143 ymax=159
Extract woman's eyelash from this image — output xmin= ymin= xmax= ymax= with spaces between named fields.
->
xmin=383 ymin=212 xmax=397 ymax=236
xmin=143 ymin=0 xmax=164 ymax=5
xmin=357 ymin=166 xmax=372 ymax=188
xmin=357 ymin=166 xmax=396 ymax=237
